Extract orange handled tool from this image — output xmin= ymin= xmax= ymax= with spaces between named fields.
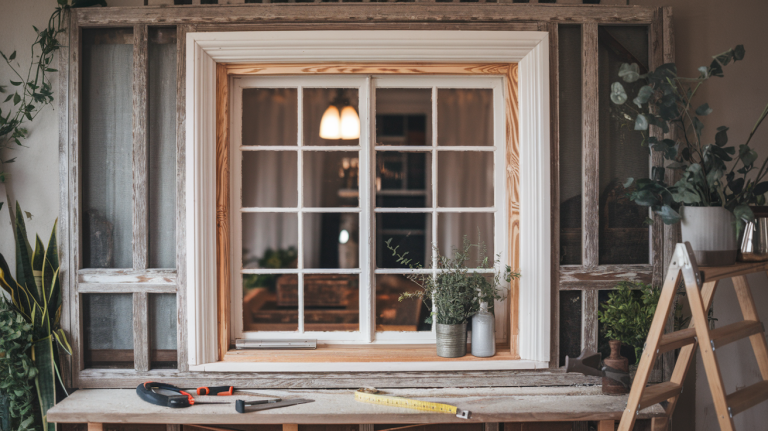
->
xmin=196 ymin=386 xmax=234 ymax=396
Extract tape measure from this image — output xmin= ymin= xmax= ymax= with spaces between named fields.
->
xmin=354 ymin=387 xmax=470 ymax=419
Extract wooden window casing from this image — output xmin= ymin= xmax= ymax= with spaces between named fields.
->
xmin=58 ymin=4 xmax=673 ymax=388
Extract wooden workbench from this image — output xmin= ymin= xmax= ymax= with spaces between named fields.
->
xmin=48 ymin=386 xmax=666 ymax=429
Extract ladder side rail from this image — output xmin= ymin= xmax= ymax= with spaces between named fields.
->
xmin=731 ymin=275 xmax=768 ymax=380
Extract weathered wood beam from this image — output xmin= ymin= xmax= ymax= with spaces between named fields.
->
xmin=132 ymin=24 xmax=149 ymax=271
xmin=176 ymin=24 xmax=191 ymax=373
xmin=560 ymin=265 xmax=653 ymax=290
xmin=581 ymin=21 xmax=599 ymax=270
xmin=134 ymin=291 xmax=150 ymax=372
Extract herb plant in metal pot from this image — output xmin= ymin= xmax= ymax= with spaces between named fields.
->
xmin=612 ymin=45 xmax=768 ymax=266
xmin=386 ymin=236 xmax=518 ymax=358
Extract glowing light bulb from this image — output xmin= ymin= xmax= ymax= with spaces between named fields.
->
xmin=338 ymin=229 xmax=350 ymax=244
xmin=340 ymin=106 xmax=360 ymax=140
xmin=319 ymin=105 xmax=341 ymax=140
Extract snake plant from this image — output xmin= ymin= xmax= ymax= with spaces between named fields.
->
xmin=0 ymin=202 xmax=71 ymax=431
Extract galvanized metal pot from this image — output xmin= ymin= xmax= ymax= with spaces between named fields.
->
xmin=436 ymin=323 xmax=467 ymax=358
xmin=739 ymin=207 xmax=768 ymax=262
xmin=680 ymin=206 xmax=737 ymax=266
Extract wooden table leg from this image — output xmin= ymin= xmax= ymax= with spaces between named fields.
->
xmin=283 ymin=425 xmax=299 ymax=431
xmin=598 ymin=420 xmax=615 ymax=431
xmin=651 ymin=417 xmax=669 ymax=431
xmin=87 ymin=424 xmax=104 ymax=431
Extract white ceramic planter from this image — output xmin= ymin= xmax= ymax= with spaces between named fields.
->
xmin=680 ymin=206 xmax=737 ymax=266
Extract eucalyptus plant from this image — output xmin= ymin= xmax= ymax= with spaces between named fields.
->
xmin=612 ymin=45 xmax=768 ymax=237
xmin=0 ymin=299 xmax=38 ymax=431
xmin=386 ymin=236 xmax=519 ymax=325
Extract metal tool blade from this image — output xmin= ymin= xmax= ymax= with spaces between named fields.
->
xmin=237 ymin=398 xmax=314 ymax=413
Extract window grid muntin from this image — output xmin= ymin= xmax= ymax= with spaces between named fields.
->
xmin=233 ymin=75 xmax=506 ymax=343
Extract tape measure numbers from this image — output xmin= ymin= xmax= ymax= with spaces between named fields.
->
xmin=354 ymin=388 xmax=470 ymax=419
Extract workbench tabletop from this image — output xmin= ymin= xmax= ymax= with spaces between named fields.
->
xmin=47 ymin=387 xmax=665 ymax=424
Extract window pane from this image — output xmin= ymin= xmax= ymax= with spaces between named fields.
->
xmin=438 ymin=89 xmax=493 ymax=147
xmin=376 ymin=214 xmax=430 ymax=269
xmin=304 ymin=213 xmax=359 ymax=269
xmin=303 ymin=274 xmax=359 ymax=332
xmin=83 ymin=293 xmax=133 ymax=369
xmin=149 ymin=293 xmax=177 ymax=369
xmin=242 ymin=151 xmax=298 ymax=208
xmin=375 ymin=88 xmax=431 ymax=146
xmin=243 ymin=274 xmax=298 ymax=332
xmin=148 ymin=27 xmax=177 ymax=269
xmin=242 ymin=88 xmax=297 ymax=146
xmin=242 ymin=213 xmax=298 ymax=269
xmin=598 ymin=26 xmax=650 ymax=265
xmin=438 ymin=152 xmax=493 ymax=207
xmin=376 ymin=151 xmax=431 ymax=208
xmin=303 ymin=88 xmax=359 ymax=146
xmin=376 ymin=274 xmax=432 ymax=332
xmin=81 ymin=29 xmax=134 ymax=269
xmin=438 ymin=212 xmax=494 ymax=265
xmin=303 ymin=151 xmax=359 ymax=207
xmin=559 ymin=24 xmax=583 ymax=266
xmin=559 ymin=290 xmax=582 ymax=367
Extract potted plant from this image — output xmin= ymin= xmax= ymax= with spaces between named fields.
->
xmin=598 ymin=281 xmax=661 ymax=394
xmin=386 ymin=236 xmax=519 ymax=358
xmin=613 ymin=45 xmax=768 ymax=266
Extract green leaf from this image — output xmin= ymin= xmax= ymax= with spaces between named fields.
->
xmin=623 ymin=177 xmax=634 ymax=188
xmin=610 ymin=82 xmax=627 ymax=104
xmin=733 ymin=45 xmax=745 ymax=61
xmin=633 ymin=85 xmax=654 ymax=108
xmin=656 ymin=205 xmax=681 ymax=225
xmin=4 ymin=94 xmax=12 ymax=103
xmin=13 ymin=93 xmax=21 ymax=105
xmin=45 ymin=68 xmax=58 ymax=72
xmin=618 ymin=63 xmax=641 ymax=83
xmin=734 ymin=204 xmax=755 ymax=223
xmin=696 ymin=103 xmax=713 ymax=116
xmin=33 ymin=336 xmax=57 ymax=431
xmin=634 ymin=114 xmax=649 ymax=131
xmin=710 ymin=59 xmax=724 ymax=77
xmin=9 ymin=51 xmax=16 ymax=60
xmin=10 ymin=81 xmax=21 ymax=86
xmin=693 ymin=116 xmax=704 ymax=137
xmin=715 ymin=126 xmax=729 ymax=147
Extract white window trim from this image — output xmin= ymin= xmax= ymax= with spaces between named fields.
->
xmin=186 ymin=30 xmax=551 ymax=370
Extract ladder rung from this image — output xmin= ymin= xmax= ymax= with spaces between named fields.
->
xmin=710 ymin=320 xmax=764 ymax=350
xmin=726 ymin=380 xmax=768 ymax=417
xmin=658 ymin=327 xmax=697 ymax=354
xmin=639 ymin=382 xmax=683 ymax=410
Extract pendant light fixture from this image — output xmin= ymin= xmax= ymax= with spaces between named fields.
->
xmin=319 ymin=90 xmax=360 ymax=140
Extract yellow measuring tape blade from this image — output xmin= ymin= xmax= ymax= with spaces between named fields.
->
xmin=354 ymin=388 xmax=470 ymax=419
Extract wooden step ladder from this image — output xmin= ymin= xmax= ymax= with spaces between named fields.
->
xmin=618 ymin=242 xmax=768 ymax=431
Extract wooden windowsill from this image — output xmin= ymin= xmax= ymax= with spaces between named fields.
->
xmin=188 ymin=344 xmax=544 ymax=373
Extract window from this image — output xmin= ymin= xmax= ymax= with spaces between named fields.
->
xmin=230 ymin=75 xmax=507 ymax=344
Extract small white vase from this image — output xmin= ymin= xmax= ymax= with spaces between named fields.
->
xmin=680 ymin=206 xmax=737 ymax=266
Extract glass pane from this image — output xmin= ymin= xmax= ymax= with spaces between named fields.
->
xmin=559 ymin=24 xmax=583 ymax=266
xmin=81 ymin=29 xmax=134 ymax=269
xmin=243 ymin=274 xmax=298 ymax=332
xmin=149 ymin=293 xmax=177 ymax=369
xmin=437 ymin=212 xmax=494 ymax=265
xmin=376 ymin=151 xmax=431 ymax=208
xmin=148 ymin=27 xmax=177 ymax=269
xmin=242 ymin=88 xmax=297 ymax=146
xmin=83 ymin=293 xmax=133 ymax=368
xmin=303 ymin=151 xmax=359 ymax=207
xmin=242 ymin=151 xmax=298 ymax=208
xmin=242 ymin=213 xmax=298 ymax=269
xmin=438 ymin=89 xmax=493 ymax=146
xmin=375 ymin=274 xmax=431 ymax=332
xmin=375 ymin=88 xmax=431 ymax=146
xmin=303 ymin=274 xmax=359 ymax=332
xmin=438 ymin=152 xmax=493 ymax=207
xmin=559 ymin=290 xmax=582 ymax=367
xmin=303 ymin=88 xmax=359 ymax=146
xmin=376 ymin=213 xmax=430 ymax=269
xmin=304 ymin=213 xmax=359 ymax=269
xmin=598 ymin=26 xmax=650 ymax=265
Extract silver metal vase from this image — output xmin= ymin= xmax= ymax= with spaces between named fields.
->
xmin=436 ymin=323 xmax=467 ymax=358
xmin=739 ymin=210 xmax=768 ymax=262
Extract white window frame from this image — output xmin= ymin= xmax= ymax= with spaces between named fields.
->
xmin=230 ymin=75 xmax=508 ymax=345
xmin=186 ymin=30 xmax=551 ymax=370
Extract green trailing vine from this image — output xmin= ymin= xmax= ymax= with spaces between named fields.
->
xmin=0 ymin=298 xmax=38 ymax=431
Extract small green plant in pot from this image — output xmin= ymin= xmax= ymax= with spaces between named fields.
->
xmin=613 ymin=45 xmax=768 ymax=266
xmin=598 ymin=281 xmax=661 ymax=364
xmin=386 ymin=236 xmax=519 ymax=358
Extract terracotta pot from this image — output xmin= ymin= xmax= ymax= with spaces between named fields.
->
xmin=680 ymin=206 xmax=737 ymax=266
xmin=602 ymin=340 xmax=630 ymax=395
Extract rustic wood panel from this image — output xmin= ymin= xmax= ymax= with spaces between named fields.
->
xmin=581 ymin=289 xmax=598 ymax=353
xmin=69 ymin=10 xmax=84 ymax=385
xmin=133 ymin=24 xmax=149 ymax=271
xmin=74 ymin=5 xmax=657 ymax=26
xmin=59 ymin=8 xmax=73 ymax=389
xmin=506 ymin=64 xmax=520 ymax=359
xmin=559 ymin=265 xmax=653 ymax=289
xmin=545 ymin=20 xmax=560 ymax=369
xmin=78 ymin=269 xmax=176 ymax=284
xmin=134 ymin=291 xmax=150 ymax=372
xmin=223 ymin=346 xmax=518 ymax=363
xmin=581 ymin=22 xmax=599 ymax=270
xmin=199 ymin=22 xmax=539 ymax=33
xmin=216 ymin=63 xmax=231 ymax=361
xmin=649 ymin=9 xmax=664 ymax=290
xmin=176 ymin=24 xmax=190 ymax=373
xmin=77 ymin=283 xmax=177 ymax=294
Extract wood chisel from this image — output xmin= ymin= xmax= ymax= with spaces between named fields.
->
xmin=236 ymin=398 xmax=314 ymax=413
